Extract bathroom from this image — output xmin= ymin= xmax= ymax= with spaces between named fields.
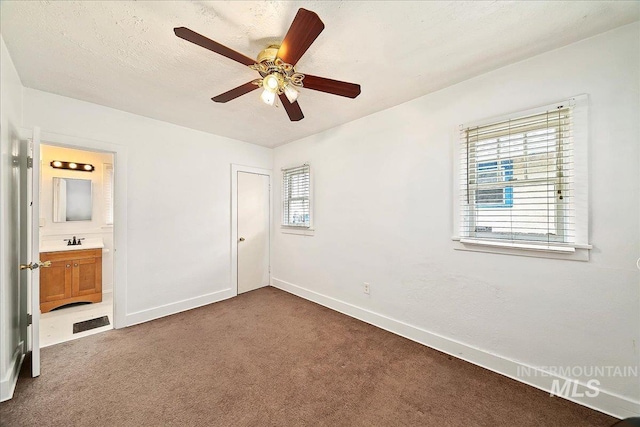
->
xmin=38 ymin=144 xmax=114 ymax=346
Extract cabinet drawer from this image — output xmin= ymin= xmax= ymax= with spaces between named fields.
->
xmin=41 ymin=248 xmax=102 ymax=262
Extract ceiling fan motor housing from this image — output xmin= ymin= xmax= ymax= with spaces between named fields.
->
xmin=250 ymin=45 xmax=304 ymax=93
xmin=256 ymin=45 xmax=280 ymax=66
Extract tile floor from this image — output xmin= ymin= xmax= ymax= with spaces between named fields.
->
xmin=40 ymin=291 xmax=113 ymax=348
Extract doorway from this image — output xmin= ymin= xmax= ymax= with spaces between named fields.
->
xmin=231 ymin=165 xmax=271 ymax=295
xmin=38 ymin=144 xmax=115 ymax=346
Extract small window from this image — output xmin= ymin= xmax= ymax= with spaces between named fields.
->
xmin=282 ymin=164 xmax=310 ymax=228
xmin=459 ymin=103 xmax=575 ymax=247
xmin=476 ymin=160 xmax=513 ymax=208
xmin=103 ymin=163 xmax=114 ymax=225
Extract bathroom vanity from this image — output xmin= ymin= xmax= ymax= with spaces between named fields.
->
xmin=39 ymin=240 xmax=104 ymax=313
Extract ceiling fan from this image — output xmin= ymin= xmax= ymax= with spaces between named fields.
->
xmin=174 ymin=8 xmax=361 ymax=122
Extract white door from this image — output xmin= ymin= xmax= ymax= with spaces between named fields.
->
xmin=18 ymin=128 xmax=41 ymax=377
xmin=237 ymin=172 xmax=269 ymax=294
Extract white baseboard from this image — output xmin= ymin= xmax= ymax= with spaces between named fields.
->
xmin=125 ymin=288 xmax=235 ymax=327
xmin=271 ymin=277 xmax=639 ymax=419
xmin=0 ymin=341 xmax=24 ymax=402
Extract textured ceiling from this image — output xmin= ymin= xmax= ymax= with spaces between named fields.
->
xmin=1 ymin=1 xmax=638 ymax=147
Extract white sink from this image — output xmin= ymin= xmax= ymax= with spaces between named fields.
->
xmin=40 ymin=238 xmax=104 ymax=253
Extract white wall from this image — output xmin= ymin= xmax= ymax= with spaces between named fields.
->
xmin=0 ymin=36 xmax=24 ymax=400
xmin=40 ymin=145 xmax=115 ymax=290
xmin=272 ymin=23 xmax=640 ymax=418
xmin=22 ymin=88 xmax=273 ymax=325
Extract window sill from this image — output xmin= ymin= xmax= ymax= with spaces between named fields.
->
xmin=452 ymin=237 xmax=591 ymax=261
xmin=281 ymin=226 xmax=315 ymax=237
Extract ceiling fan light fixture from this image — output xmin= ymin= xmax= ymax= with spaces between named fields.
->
xmin=260 ymin=88 xmax=277 ymax=106
xmin=283 ymin=83 xmax=299 ymax=104
xmin=263 ymin=74 xmax=281 ymax=93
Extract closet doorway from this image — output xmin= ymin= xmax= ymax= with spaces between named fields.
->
xmin=231 ymin=165 xmax=272 ymax=295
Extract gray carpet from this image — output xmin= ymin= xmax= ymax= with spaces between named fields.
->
xmin=0 ymin=287 xmax=615 ymax=426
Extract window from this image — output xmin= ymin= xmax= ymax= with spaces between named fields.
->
xmin=458 ymin=98 xmax=587 ymax=253
xmin=103 ymin=163 xmax=114 ymax=225
xmin=476 ymin=160 xmax=513 ymax=208
xmin=282 ymin=164 xmax=310 ymax=227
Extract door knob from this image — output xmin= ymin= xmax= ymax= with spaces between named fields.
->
xmin=20 ymin=261 xmax=51 ymax=270
xmin=239 ymin=237 xmax=245 ymax=242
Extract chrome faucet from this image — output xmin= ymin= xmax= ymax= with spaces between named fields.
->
xmin=64 ymin=236 xmax=85 ymax=246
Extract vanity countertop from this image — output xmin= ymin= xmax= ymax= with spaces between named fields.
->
xmin=40 ymin=239 xmax=104 ymax=253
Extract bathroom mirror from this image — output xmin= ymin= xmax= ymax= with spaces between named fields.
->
xmin=53 ymin=177 xmax=92 ymax=222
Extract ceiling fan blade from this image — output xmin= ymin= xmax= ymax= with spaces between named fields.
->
xmin=174 ymin=27 xmax=255 ymax=66
xmin=302 ymin=74 xmax=361 ymax=98
xmin=211 ymin=82 xmax=259 ymax=103
xmin=278 ymin=94 xmax=304 ymax=121
xmin=277 ymin=9 xmax=325 ymax=66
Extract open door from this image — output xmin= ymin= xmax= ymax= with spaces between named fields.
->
xmin=18 ymin=127 xmax=41 ymax=377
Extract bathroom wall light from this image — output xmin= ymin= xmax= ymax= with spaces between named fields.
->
xmin=50 ymin=161 xmax=94 ymax=172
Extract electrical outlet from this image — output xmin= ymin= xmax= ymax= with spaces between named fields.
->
xmin=363 ymin=282 xmax=370 ymax=295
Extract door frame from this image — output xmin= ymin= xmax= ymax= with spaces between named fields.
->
xmin=230 ymin=164 xmax=272 ymax=296
xmin=24 ymin=128 xmax=128 ymax=329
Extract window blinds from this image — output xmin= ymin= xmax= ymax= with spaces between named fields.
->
xmin=104 ymin=163 xmax=114 ymax=225
xmin=459 ymin=105 xmax=574 ymax=247
xmin=282 ymin=164 xmax=310 ymax=227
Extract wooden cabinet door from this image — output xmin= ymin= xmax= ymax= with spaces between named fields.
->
xmin=40 ymin=259 xmax=72 ymax=303
xmin=72 ymin=256 xmax=102 ymax=297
